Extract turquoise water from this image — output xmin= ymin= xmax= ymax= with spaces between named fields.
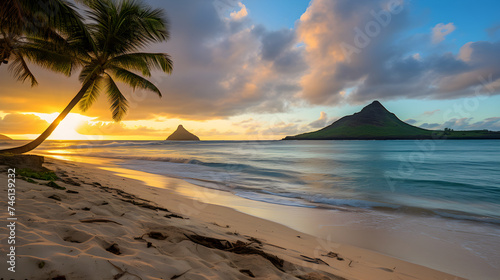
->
xmin=2 ymin=139 xmax=500 ymax=277
xmin=2 ymin=139 xmax=499 ymax=223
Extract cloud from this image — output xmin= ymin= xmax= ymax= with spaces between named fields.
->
xmin=308 ymin=111 xmax=329 ymax=128
xmin=260 ymin=29 xmax=294 ymax=60
xmin=470 ymin=117 xmax=500 ymax=130
xmin=422 ymin=109 xmax=440 ymax=116
xmin=432 ymin=22 xmax=456 ymax=44
xmin=441 ymin=117 xmax=500 ymax=131
xmin=0 ymin=113 xmax=49 ymax=134
xmin=295 ymin=0 xmax=418 ymax=105
xmin=419 ymin=122 xmax=441 ymax=129
xmin=404 ymin=118 xmax=417 ymax=124
xmin=486 ymin=23 xmax=500 ymax=38
xmin=195 ymin=128 xmax=239 ymax=137
xmin=260 ymin=121 xmax=301 ymax=136
xmin=420 ymin=117 xmax=500 ymax=131
xmin=76 ymin=122 xmax=165 ymax=136
xmin=295 ymin=0 xmax=500 ymax=105
xmin=0 ymin=67 xmax=83 ymax=114
xmin=230 ymin=2 xmax=248 ymax=20
xmin=434 ymin=41 xmax=500 ymax=97
xmin=232 ymin=118 xmax=258 ymax=129
xmin=1 ymin=0 xmax=499 ymax=126
xmin=0 ymin=0 xmax=305 ymax=122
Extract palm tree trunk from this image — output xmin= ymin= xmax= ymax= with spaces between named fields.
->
xmin=0 ymin=82 xmax=92 ymax=154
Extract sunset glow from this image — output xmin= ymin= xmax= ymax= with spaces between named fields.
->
xmin=1 ymin=0 xmax=500 ymax=141
xmin=33 ymin=113 xmax=95 ymax=140
xmin=1 ymin=1 xmax=499 ymax=280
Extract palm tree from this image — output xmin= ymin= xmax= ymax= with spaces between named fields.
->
xmin=1 ymin=0 xmax=173 ymax=154
xmin=1 ymin=0 xmax=86 ymax=86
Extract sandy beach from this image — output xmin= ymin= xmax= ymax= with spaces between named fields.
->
xmin=0 ymin=156 xmax=463 ymax=280
xmin=2 ymin=0 xmax=500 ymax=278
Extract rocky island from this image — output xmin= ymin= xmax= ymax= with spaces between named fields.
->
xmin=166 ymin=125 xmax=200 ymax=141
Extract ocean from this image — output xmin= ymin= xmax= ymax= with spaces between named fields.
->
xmin=2 ymin=139 xmax=500 ymax=278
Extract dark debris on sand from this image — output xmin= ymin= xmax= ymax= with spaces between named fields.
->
xmin=184 ymin=234 xmax=285 ymax=271
xmin=106 ymin=243 xmax=121 ymax=255
xmin=48 ymin=194 xmax=62 ymax=201
xmin=322 ymin=251 xmax=345 ymax=261
xmin=148 ymin=231 xmax=168 ymax=240
xmin=239 ymin=269 xmax=255 ymax=277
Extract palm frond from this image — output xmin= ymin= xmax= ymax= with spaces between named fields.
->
xmin=2 ymin=0 xmax=86 ymax=42
xmin=109 ymin=66 xmax=161 ymax=97
xmin=85 ymin=0 xmax=169 ymax=56
xmin=0 ymin=0 xmax=26 ymax=35
xmin=19 ymin=43 xmax=74 ymax=76
xmin=78 ymin=59 xmax=101 ymax=84
xmin=8 ymin=52 xmax=38 ymax=86
xmin=85 ymin=0 xmax=116 ymax=52
xmin=135 ymin=4 xmax=170 ymax=42
xmin=54 ymin=0 xmax=98 ymax=58
xmin=79 ymin=76 xmax=103 ymax=112
xmin=109 ymin=52 xmax=172 ymax=74
xmin=47 ymin=0 xmax=85 ymax=34
xmin=104 ymin=74 xmax=128 ymax=121
xmin=1 ymin=0 xmax=91 ymax=85
xmin=107 ymin=53 xmax=151 ymax=76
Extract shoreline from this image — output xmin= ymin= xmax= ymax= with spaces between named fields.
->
xmin=0 ymin=155 xmax=465 ymax=279
xmin=30 ymin=147 xmax=500 ymax=226
xmin=95 ymin=157 xmax=500 ymax=279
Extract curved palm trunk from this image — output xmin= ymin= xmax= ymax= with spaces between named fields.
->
xmin=0 ymin=82 xmax=92 ymax=154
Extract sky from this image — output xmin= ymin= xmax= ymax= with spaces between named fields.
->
xmin=1 ymin=0 xmax=500 ymax=140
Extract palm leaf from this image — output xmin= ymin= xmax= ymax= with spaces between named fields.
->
xmin=109 ymin=66 xmax=161 ymax=96
xmin=78 ymin=59 xmax=102 ymax=84
xmin=107 ymin=53 xmax=152 ymax=76
xmin=8 ymin=51 xmax=38 ymax=86
xmin=85 ymin=0 xmax=169 ymax=55
xmin=105 ymin=74 xmax=128 ymax=121
xmin=135 ymin=5 xmax=170 ymax=42
xmin=109 ymin=52 xmax=172 ymax=74
xmin=79 ymin=76 xmax=103 ymax=112
xmin=1 ymin=0 xmax=90 ymax=86
xmin=19 ymin=43 xmax=74 ymax=76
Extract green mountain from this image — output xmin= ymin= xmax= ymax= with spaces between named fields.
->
xmin=166 ymin=125 xmax=200 ymax=141
xmin=284 ymin=101 xmax=500 ymax=140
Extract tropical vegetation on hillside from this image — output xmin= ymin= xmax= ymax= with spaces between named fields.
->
xmin=284 ymin=101 xmax=500 ymax=140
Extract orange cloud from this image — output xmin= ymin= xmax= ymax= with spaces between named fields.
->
xmin=0 ymin=113 xmax=49 ymax=134
xmin=76 ymin=121 xmax=166 ymax=137
xmin=230 ymin=3 xmax=248 ymax=20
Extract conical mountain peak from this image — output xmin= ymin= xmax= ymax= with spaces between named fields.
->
xmin=284 ymin=100 xmax=431 ymax=140
xmin=359 ymin=100 xmax=390 ymax=114
xmin=167 ymin=125 xmax=200 ymax=141
xmin=284 ymin=100 xmax=500 ymax=140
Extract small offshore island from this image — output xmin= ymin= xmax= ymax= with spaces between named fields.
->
xmin=284 ymin=101 xmax=500 ymax=140
xmin=166 ymin=125 xmax=200 ymax=141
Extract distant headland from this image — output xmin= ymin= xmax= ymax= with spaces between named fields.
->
xmin=166 ymin=125 xmax=200 ymax=141
xmin=284 ymin=101 xmax=500 ymax=140
xmin=0 ymin=134 xmax=12 ymax=140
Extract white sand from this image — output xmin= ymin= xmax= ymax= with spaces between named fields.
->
xmin=0 ymin=157 xmax=463 ymax=279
